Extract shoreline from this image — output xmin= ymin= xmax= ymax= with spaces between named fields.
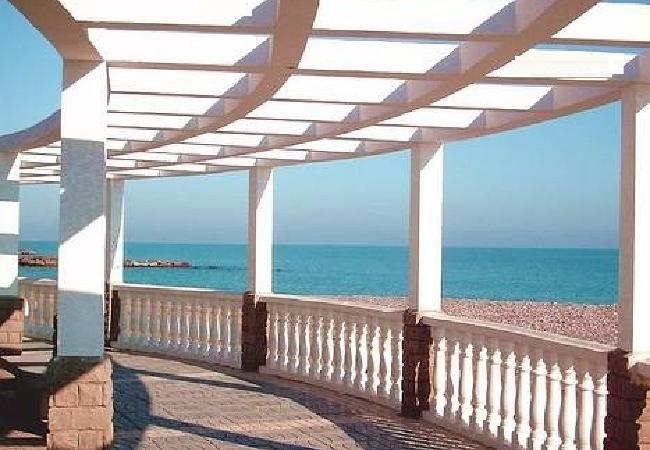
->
xmin=330 ymin=296 xmax=618 ymax=346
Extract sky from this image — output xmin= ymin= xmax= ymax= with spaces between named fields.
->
xmin=1 ymin=1 xmax=620 ymax=248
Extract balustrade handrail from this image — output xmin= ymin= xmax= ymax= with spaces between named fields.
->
xmin=421 ymin=311 xmax=614 ymax=360
xmin=114 ymin=282 xmax=241 ymax=301
xmin=260 ymin=293 xmax=406 ymax=319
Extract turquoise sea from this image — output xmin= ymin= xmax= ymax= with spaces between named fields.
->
xmin=18 ymin=241 xmax=618 ymax=304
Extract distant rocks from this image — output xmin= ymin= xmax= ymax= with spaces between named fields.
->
xmin=19 ymin=251 xmax=190 ymax=269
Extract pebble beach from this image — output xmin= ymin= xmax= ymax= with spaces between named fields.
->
xmin=338 ymin=296 xmax=618 ymax=346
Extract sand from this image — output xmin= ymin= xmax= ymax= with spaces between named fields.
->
xmin=331 ymin=296 xmax=618 ymax=346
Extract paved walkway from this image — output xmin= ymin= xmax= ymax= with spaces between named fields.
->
xmin=112 ymin=350 xmax=489 ymax=450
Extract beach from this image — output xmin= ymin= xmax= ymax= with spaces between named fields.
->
xmin=341 ymin=296 xmax=618 ymax=346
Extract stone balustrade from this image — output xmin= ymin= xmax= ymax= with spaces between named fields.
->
xmin=420 ymin=313 xmax=613 ymax=450
xmin=114 ymin=283 xmax=242 ymax=368
xmin=18 ymin=279 xmax=620 ymax=450
xmin=260 ymin=294 xmax=405 ymax=408
xmin=20 ymin=278 xmax=57 ymax=341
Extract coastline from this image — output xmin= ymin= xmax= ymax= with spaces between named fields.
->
xmin=330 ymin=296 xmax=618 ymax=346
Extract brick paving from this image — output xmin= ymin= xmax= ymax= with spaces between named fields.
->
xmin=111 ymin=350 xmax=490 ymax=450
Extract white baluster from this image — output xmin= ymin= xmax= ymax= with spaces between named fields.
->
xmin=277 ymin=305 xmax=288 ymax=371
xmin=179 ymin=300 xmax=191 ymax=354
xmin=150 ymin=295 xmax=161 ymax=349
xmin=231 ymin=306 xmax=242 ymax=365
xmin=530 ymin=350 xmax=548 ymax=450
xmin=143 ymin=296 xmax=154 ymax=349
xmin=473 ymin=335 xmax=488 ymax=431
xmin=332 ymin=314 xmax=344 ymax=384
xmin=189 ymin=300 xmax=201 ymax=355
xmin=308 ymin=311 xmax=321 ymax=380
xmin=377 ymin=324 xmax=390 ymax=400
xmin=460 ymin=334 xmax=474 ymax=426
xmin=297 ymin=311 xmax=308 ymax=376
xmin=577 ymin=361 xmax=594 ymax=450
xmin=208 ymin=303 xmax=221 ymax=361
xmin=500 ymin=341 xmax=517 ymax=444
xmin=219 ymin=303 xmax=229 ymax=361
xmin=320 ymin=311 xmax=333 ymax=382
xmin=390 ymin=324 xmax=402 ymax=405
xmin=117 ymin=294 xmax=131 ymax=347
xmin=546 ymin=355 xmax=563 ymax=450
xmin=199 ymin=301 xmax=211 ymax=358
xmin=365 ymin=317 xmax=379 ymax=397
xmin=170 ymin=300 xmax=182 ymax=353
xmin=138 ymin=295 xmax=149 ymax=348
xmin=446 ymin=331 xmax=461 ymax=420
xmin=515 ymin=345 xmax=532 ymax=448
xmin=129 ymin=296 xmax=141 ymax=349
xmin=592 ymin=364 xmax=607 ymax=450
xmin=354 ymin=316 xmax=366 ymax=393
xmin=343 ymin=319 xmax=355 ymax=389
xmin=287 ymin=310 xmax=299 ymax=373
xmin=433 ymin=327 xmax=448 ymax=417
xmin=485 ymin=338 xmax=502 ymax=437
xmin=160 ymin=299 xmax=171 ymax=351
xmin=560 ymin=357 xmax=578 ymax=450
xmin=267 ymin=307 xmax=279 ymax=369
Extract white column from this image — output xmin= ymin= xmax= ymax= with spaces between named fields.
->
xmin=0 ymin=152 xmax=20 ymax=297
xmin=248 ymin=166 xmax=273 ymax=293
xmin=57 ymin=60 xmax=108 ymax=357
xmin=619 ymin=85 xmax=650 ymax=353
xmin=105 ymin=179 xmax=125 ymax=285
xmin=409 ymin=144 xmax=444 ymax=311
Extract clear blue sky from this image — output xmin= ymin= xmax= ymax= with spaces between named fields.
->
xmin=1 ymin=1 xmax=620 ymax=248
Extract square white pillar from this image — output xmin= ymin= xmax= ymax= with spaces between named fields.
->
xmin=105 ymin=179 xmax=125 ymax=285
xmin=57 ymin=61 xmax=108 ymax=357
xmin=0 ymin=152 xmax=20 ymax=297
xmin=409 ymin=144 xmax=444 ymax=312
xmin=619 ymin=85 xmax=650 ymax=354
xmin=248 ymin=167 xmax=274 ymax=293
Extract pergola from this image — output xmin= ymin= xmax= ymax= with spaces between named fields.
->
xmin=1 ymin=1 xmax=649 ymax=449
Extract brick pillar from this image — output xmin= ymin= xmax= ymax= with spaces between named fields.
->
xmin=104 ymin=287 xmax=120 ymax=346
xmin=401 ymin=309 xmax=432 ymax=418
xmin=241 ymin=291 xmax=267 ymax=372
xmin=46 ymin=357 xmax=113 ymax=450
xmin=604 ymin=349 xmax=650 ymax=450
xmin=0 ymin=296 xmax=24 ymax=355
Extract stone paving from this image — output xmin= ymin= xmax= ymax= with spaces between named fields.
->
xmin=111 ymin=350 xmax=490 ymax=450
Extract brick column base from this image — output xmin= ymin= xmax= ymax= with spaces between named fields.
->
xmin=401 ymin=310 xmax=432 ymax=418
xmin=604 ymin=349 xmax=650 ymax=450
xmin=0 ymin=296 xmax=24 ymax=355
xmin=241 ymin=292 xmax=268 ymax=372
xmin=46 ymin=357 xmax=113 ymax=450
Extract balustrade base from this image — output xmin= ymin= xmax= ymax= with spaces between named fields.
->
xmin=0 ymin=296 xmax=24 ymax=355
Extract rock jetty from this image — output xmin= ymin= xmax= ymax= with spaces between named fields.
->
xmin=19 ymin=252 xmax=190 ymax=269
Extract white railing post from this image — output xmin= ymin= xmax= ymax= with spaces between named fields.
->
xmin=366 ymin=317 xmax=379 ymax=396
xmin=378 ymin=324 xmax=390 ymax=400
xmin=473 ymin=335 xmax=489 ymax=432
xmin=560 ymin=357 xmax=578 ymax=450
xmin=577 ymin=361 xmax=594 ymax=450
xmin=268 ymin=308 xmax=278 ymax=369
xmin=500 ymin=342 xmax=517 ymax=445
xmin=592 ymin=365 xmax=607 ymax=450
xmin=332 ymin=314 xmax=344 ymax=385
xmin=277 ymin=306 xmax=288 ymax=370
xmin=354 ymin=317 xmax=366 ymax=392
xmin=298 ymin=311 xmax=308 ymax=376
xmin=546 ymin=354 xmax=563 ymax=450
xmin=320 ymin=311 xmax=333 ymax=382
xmin=199 ymin=301 xmax=211 ymax=358
xmin=515 ymin=345 xmax=532 ymax=448
xmin=150 ymin=294 xmax=161 ymax=349
xmin=485 ymin=338 xmax=502 ymax=437
xmin=460 ymin=333 xmax=474 ymax=426
xmin=530 ymin=350 xmax=548 ymax=450
xmin=117 ymin=293 xmax=131 ymax=347
xmin=433 ymin=327 xmax=448 ymax=417
xmin=343 ymin=319 xmax=354 ymax=389
xmin=390 ymin=323 xmax=402 ymax=405
xmin=308 ymin=311 xmax=320 ymax=379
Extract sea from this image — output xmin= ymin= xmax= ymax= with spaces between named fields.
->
xmin=18 ymin=241 xmax=618 ymax=305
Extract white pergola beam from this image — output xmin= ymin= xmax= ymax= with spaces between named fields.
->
xmin=57 ymin=60 xmax=108 ymax=357
xmin=0 ymin=152 xmax=20 ymax=297
xmin=409 ymin=143 xmax=443 ymax=312
xmin=248 ymin=166 xmax=273 ymax=293
xmin=619 ymin=84 xmax=650 ymax=354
